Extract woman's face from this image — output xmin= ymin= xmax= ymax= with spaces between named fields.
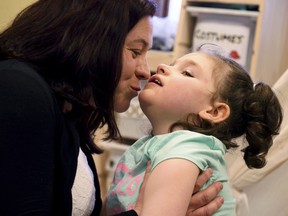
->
xmin=114 ymin=16 xmax=153 ymax=113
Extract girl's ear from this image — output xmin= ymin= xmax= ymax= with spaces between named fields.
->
xmin=198 ymin=102 xmax=230 ymax=123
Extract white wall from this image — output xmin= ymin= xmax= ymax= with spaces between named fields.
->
xmin=168 ymin=0 xmax=182 ymax=23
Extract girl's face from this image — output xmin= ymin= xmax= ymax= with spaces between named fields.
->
xmin=139 ymin=53 xmax=217 ymax=134
xmin=114 ymin=16 xmax=153 ymax=113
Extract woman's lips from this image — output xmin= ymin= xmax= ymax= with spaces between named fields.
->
xmin=131 ymin=86 xmax=141 ymax=96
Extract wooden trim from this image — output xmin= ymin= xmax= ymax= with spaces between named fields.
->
xmin=147 ymin=50 xmax=173 ymax=72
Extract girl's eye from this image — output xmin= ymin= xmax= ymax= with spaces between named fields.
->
xmin=182 ymin=71 xmax=194 ymax=77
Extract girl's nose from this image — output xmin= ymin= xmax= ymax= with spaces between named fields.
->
xmin=156 ymin=64 xmax=170 ymax=74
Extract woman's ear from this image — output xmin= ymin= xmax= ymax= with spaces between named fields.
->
xmin=198 ymin=102 xmax=230 ymax=123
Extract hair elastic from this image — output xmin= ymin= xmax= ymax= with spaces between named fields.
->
xmin=253 ymin=83 xmax=257 ymax=90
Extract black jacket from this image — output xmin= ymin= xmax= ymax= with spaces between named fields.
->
xmin=0 ymin=59 xmax=102 ymax=215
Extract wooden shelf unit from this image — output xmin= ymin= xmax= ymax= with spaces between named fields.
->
xmin=146 ymin=50 xmax=174 ymax=72
xmin=148 ymin=0 xmax=288 ymax=85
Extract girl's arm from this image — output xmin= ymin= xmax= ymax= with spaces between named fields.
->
xmin=140 ymin=159 xmax=200 ymax=216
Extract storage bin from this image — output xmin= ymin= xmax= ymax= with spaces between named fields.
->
xmin=191 ymin=13 xmax=256 ymax=70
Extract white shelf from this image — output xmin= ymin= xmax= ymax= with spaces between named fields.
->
xmin=186 ymin=0 xmax=260 ymax=5
xmin=174 ymin=0 xmax=288 ymax=85
xmin=186 ymin=6 xmax=258 ymax=19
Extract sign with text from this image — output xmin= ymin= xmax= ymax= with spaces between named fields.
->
xmin=192 ymin=14 xmax=255 ymax=69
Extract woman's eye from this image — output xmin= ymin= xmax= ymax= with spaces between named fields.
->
xmin=127 ymin=48 xmax=141 ymax=58
xmin=182 ymin=71 xmax=194 ymax=77
xmin=133 ymin=50 xmax=141 ymax=57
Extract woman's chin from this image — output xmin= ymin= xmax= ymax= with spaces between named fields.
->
xmin=114 ymin=102 xmax=130 ymax=113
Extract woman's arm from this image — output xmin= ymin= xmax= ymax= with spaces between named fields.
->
xmin=140 ymin=159 xmax=200 ymax=216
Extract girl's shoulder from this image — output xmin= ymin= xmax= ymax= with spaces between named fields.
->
xmin=154 ymin=130 xmax=226 ymax=152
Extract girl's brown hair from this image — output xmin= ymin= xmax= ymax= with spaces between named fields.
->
xmin=171 ymin=51 xmax=283 ymax=169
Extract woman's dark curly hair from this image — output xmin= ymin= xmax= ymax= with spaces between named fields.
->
xmin=0 ymin=0 xmax=156 ymax=153
xmin=171 ymin=49 xmax=283 ymax=169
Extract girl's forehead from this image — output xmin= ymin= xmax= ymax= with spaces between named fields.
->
xmin=173 ymin=52 xmax=215 ymax=68
xmin=179 ymin=52 xmax=212 ymax=62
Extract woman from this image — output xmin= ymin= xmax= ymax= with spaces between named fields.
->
xmin=0 ymin=0 xmax=223 ymax=215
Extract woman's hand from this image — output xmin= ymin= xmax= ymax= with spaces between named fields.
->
xmin=186 ymin=168 xmax=224 ymax=216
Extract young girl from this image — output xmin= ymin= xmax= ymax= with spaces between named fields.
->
xmin=105 ymin=47 xmax=283 ymax=216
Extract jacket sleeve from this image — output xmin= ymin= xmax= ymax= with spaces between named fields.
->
xmin=0 ymin=62 xmax=58 ymax=215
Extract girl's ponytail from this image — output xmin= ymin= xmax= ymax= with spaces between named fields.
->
xmin=242 ymin=83 xmax=282 ymax=168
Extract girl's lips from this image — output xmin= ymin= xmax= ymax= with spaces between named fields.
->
xmin=148 ymin=75 xmax=162 ymax=86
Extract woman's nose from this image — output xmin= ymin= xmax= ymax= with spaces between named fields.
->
xmin=135 ymin=58 xmax=150 ymax=80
